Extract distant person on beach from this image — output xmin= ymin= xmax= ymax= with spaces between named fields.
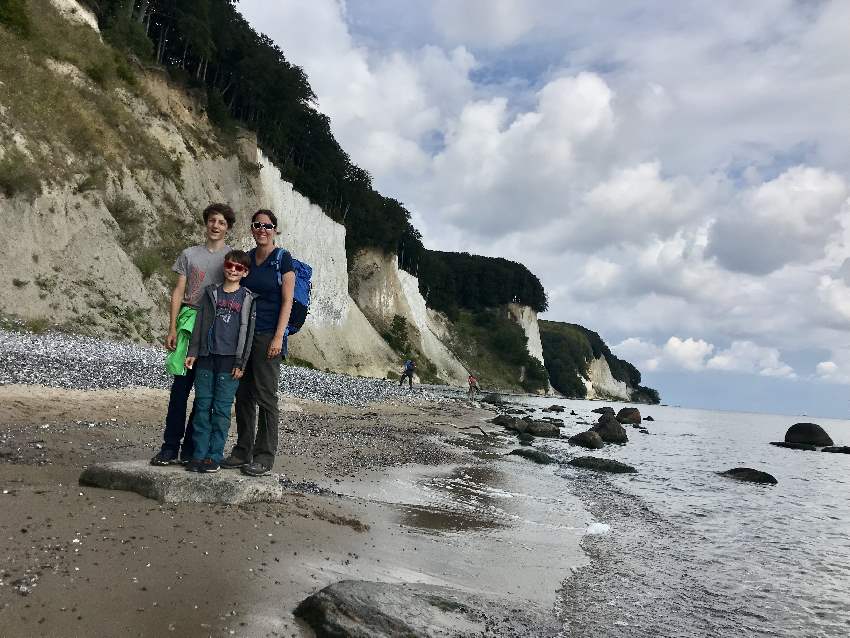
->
xmin=400 ymin=359 xmax=416 ymax=388
xmin=183 ymin=250 xmax=257 ymax=473
xmin=467 ymin=374 xmax=480 ymax=398
xmin=150 ymin=203 xmax=234 ymax=466
xmin=222 ymin=210 xmax=295 ymax=477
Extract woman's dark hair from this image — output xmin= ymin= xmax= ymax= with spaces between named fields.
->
xmin=203 ymin=203 xmax=236 ymax=228
xmin=252 ymin=209 xmax=280 ymax=234
xmin=224 ymin=249 xmax=250 ymax=268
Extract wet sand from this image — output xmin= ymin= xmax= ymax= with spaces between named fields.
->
xmin=0 ymin=385 xmax=586 ymax=637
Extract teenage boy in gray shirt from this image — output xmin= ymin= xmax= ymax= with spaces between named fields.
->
xmin=150 ymin=203 xmax=234 ymax=465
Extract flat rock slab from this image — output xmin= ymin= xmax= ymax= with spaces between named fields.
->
xmin=79 ymin=460 xmax=286 ymax=504
xmin=294 ymin=580 xmax=558 ymax=638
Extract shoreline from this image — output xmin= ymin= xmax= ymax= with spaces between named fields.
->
xmin=0 ymin=383 xmax=589 ymax=636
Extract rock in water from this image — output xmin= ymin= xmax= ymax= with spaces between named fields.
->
xmin=769 ymin=441 xmax=816 ymax=451
xmin=591 ymin=406 xmax=615 ymax=416
xmin=525 ymin=420 xmax=561 ymax=438
xmin=517 ymin=432 xmax=535 ymax=446
xmin=79 ymin=461 xmax=286 ymax=504
xmin=567 ymin=456 xmax=637 ymax=474
xmin=784 ymin=422 xmax=833 ymax=446
xmin=490 ymin=414 xmax=518 ymax=428
xmin=509 ymin=448 xmax=556 ymax=465
xmin=616 ymin=407 xmax=641 ymax=424
xmin=294 ymin=580 xmax=559 ymax=638
xmin=718 ymin=468 xmax=778 ymax=485
xmin=568 ymin=430 xmax=604 ymax=449
xmin=592 ymin=413 xmax=629 ymax=444
xmin=482 ymin=393 xmax=504 ymax=405
xmin=644 ymin=416 xmax=654 ymax=421
xmin=821 ymin=446 xmax=850 ymax=454
xmin=542 ymin=404 xmax=565 ymax=413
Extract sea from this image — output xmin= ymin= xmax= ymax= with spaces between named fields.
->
xmin=516 ymin=397 xmax=850 ymax=638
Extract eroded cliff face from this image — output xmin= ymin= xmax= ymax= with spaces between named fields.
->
xmin=348 ymin=249 xmax=469 ymax=385
xmin=583 ymin=356 xmax=632 ymax=401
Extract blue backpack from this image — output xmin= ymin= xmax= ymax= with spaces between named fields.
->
xmin=267 ymin=247 xmax=312 ymax=356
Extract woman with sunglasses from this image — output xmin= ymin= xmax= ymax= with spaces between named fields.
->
xmin=221 ymin=209 xmax=295 ymax=476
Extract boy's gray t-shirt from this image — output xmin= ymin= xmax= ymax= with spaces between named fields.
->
xmin=210 ymin=287 xmax=249 ymax=356
xmin=172 ymin=244 xmax=232 ymax=307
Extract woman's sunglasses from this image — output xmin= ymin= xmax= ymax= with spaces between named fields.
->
xmin=251 ymin=221 xmax=276 ymax=230
xmin=224 ymin=260 xmax=248 ymax=273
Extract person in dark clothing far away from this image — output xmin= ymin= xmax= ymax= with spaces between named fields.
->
xmin=400 ymin=359 xmax=416 ymax=388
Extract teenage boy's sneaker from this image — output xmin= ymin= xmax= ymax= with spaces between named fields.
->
xmin=199 ymin=459 xmax=220 ymax=473
xmin=221 ymin=455 xmax=248 ymax=469
xmin=241 ymin=461 xmax=271 ymax=477
xmin=184 ymin=459 xmax=202 ymax=472
xmin=150 ymin=450 xmax=179 ymax=466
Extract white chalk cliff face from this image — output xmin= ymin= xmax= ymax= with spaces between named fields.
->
xmin=349 ymin=249 xmax=470 ymax=385
xmin=582 ymin=356 xmax=632 ymax=401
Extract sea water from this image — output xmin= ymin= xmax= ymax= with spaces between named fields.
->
xmin=512 ymin=398 xmax=850 ymax=637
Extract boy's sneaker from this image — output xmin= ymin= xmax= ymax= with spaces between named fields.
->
xmin=221 ymin=454 xmax=248 ymax=469
xmin=184 ymin=459 xmax=202 ymax=472
xmin=199 ymin=459 xmax=220 ymax=473
xmin=150 ymin=450 xmax=179 ymax=466
xmin=241 ymin=461 xmax=271 ymax=477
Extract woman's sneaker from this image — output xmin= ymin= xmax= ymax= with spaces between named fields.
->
xmin=220 ymin=454 xmax=248 ymax=469
xmin=199 ymin=459 xmax=220 ymax=473
xmin=241 ymin=461 xmax=271 ymax=477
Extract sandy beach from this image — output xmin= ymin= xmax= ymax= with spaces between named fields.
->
xmin=0 ymin=383 xmax=587 ymax=637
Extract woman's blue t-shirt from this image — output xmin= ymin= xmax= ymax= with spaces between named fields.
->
xmin=243 ymin=248 xmax=294 ymax=333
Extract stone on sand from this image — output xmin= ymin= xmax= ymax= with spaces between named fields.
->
xmin=294 ymin=580 xmax=558 ymax=638
xmin=567 ymin=456 xmax=637 ymax=474
xmin=79 ymin=460 xmax=286 ymax=504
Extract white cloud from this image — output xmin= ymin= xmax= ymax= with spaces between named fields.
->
xmin=707 ymin=341 xmax=796 ymax=378
xmin=431 ymin=0 xmax=539 ymax=47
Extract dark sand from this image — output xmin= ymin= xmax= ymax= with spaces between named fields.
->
xmin=0 ymin=385 xmax=585 ymax=637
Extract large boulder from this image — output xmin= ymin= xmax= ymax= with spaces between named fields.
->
xmin=567 ymin=456 xmax=637 ymax=474
xmin=591 ymin=407 xmax=615 ymax=416
xmin=616 ymin=408 xmax=641 ymax=425
xmin=718 ymin=468 xmax=777 ymax=485
xmin=482 ymin=393 xmax=504 ymax=405
xmin=644 ymin=416 xmax=654 ymax=422
xmin=784 ymin=422 xmax=833 ymax=446
xmin=770 ymin=441 xmax=816 ymax=451
xmin=568 ymin=430 xmax=604 ymax=450
xmin=294 ymin=580 xmax=559 ymax=638
xmin=79 ymin=461 xmax=285 ymax=504
xmin=516 ymin=432 xmax=535 ymax=446
xmin=509 ymin=448 xmax=557 ymax=465
xmin=542 ymin=405 xmax=565 ymax=413
xmin=592 ymin=413 xmax=629 ymax=444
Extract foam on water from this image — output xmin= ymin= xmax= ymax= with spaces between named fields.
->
xmin=585 ymin=522 xmax=611 ymax=536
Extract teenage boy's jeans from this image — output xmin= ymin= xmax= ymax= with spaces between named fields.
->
xmin=161 ymin=368 xmax=196 ymax=460
xmin=191 ymin=366 xmax=240 ymax=462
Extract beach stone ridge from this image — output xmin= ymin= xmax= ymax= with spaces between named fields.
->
xmin=79 ymin=460 xmax=287 ymax=504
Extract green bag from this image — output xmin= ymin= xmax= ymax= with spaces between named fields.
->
xmin=165 ymin=306 xmax=197 ymax=376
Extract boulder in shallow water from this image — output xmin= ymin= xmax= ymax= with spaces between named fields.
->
xmin=490 ymin=414 xmax=518 ymax=428
xmin=525 ymin=420 xmax=561 ymax=438
xmin=616 ymin=407 xmax=641 ymax=424
xmin=482 ymin=393 xmax=504 ymax=405
xmin=592 ymin=413 xmax=629 ymax=444
xmin=770 ymin=441 xmax=816 ymax=451
xmin=638 ymin=428 xmax=650 ymax=434
xmin=570 ymin=410 xmax=577 ymax=416
xmin=784 ymin=422 xmax=833 ymax=446
xmin=542 ymin=404 xmax=565 ymax=413
xmin=821 ymin=446 xmax=850 ymax=454
xmin=568 ymin=430 xmax=604 ymax=450
xmin=591 ymin=406 xmax=615 ymax=416
xmin=567 ymin=456 xmax=637 ymax=474
xmin=718 ymin=468 xmax=777 ymax=485
xmin=294 ymin=580 xmax=559 ymax=638
xmin=517 ymin=432 xmax=535 ymax=446
xmin=509 ymin=448 xmax=556 ymax=465
xmin=644 ymin=416 xmax=654 ymax=421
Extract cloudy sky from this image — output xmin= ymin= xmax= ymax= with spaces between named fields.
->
xmin=239 ymin=0 xmax=850 ymax=418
